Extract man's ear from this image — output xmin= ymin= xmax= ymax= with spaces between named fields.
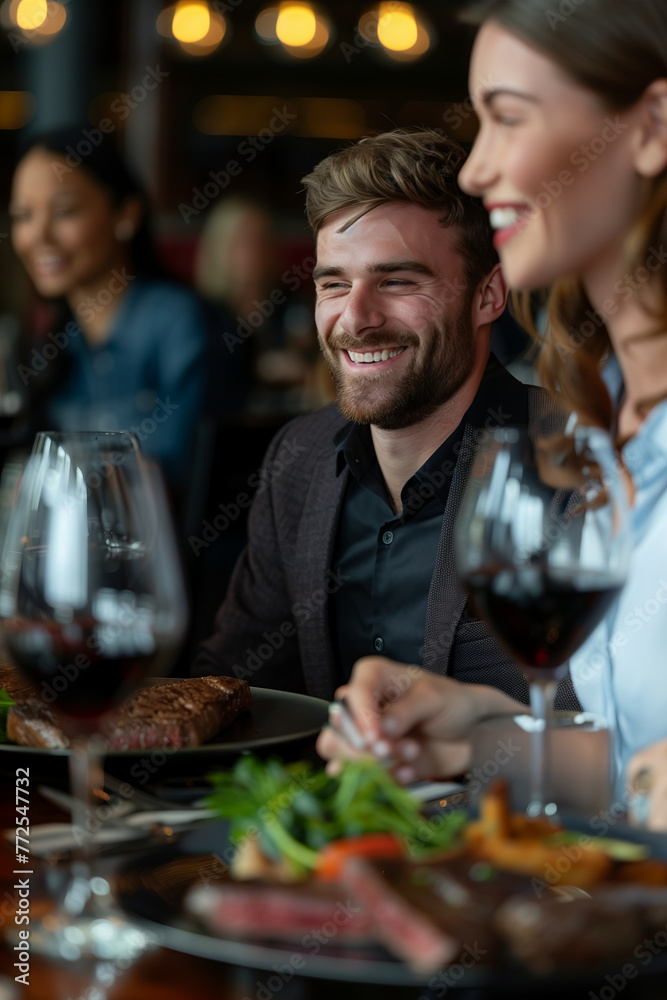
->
xmin=632 ymin=79 xmax=667 ymax=178
xmin=474 ymin=262 xmax=508 ymax=329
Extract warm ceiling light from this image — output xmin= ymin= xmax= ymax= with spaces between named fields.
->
xmin=384 ymin=18 xmax=430 ymax=61
xmin=34 ymin=1 xmax=65 ymax=35
xmin=172 ymin=1 xmax=210 ymax=44
xmin=156 ymin=4 xmax=176 ymax=37
xmin=377 ymin=2 xmax=417 ymax=52
xmin=275 ymin=3 xmax=317 ymax=47
xmin=0 ymin=90 xmax=34 ymax=129
xmin=178 ymin=12 xmax=225 ymax=55
xmin=255 ymin=7 xmax=279 ymax=43
xmin=15 ymin=0 xmax=46 ymax=29
xmin=282 ymin=10 xmax=330 ymax=58
xmin=358 ymin=3 xmax=432 ymax=61
xmin=2 ymin=0 xmax=66 ymax=41
xmin=193 ymin=95 xmax=297 ymax=135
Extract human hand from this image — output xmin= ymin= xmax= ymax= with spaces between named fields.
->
xmin=316 ymin=656 xmax=522 ymax=784
xmin=627 ymin=738 xmax=667 ymax=830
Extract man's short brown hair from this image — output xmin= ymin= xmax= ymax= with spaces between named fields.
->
xmin=301 ymin=127 xmax=498 ymax=291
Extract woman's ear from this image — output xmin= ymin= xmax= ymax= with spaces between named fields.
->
xmin=114 ymin=195 xmax=144 ymax=242
xmin=633 ymin=79 xmax=667 ymax=178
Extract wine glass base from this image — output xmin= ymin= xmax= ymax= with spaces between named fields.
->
xmin=8 ymin=870 xmax=157 ymax=964
xmin=17 ymin=911 xmax=157 ymax=963
xmin=526 ymin=800 xmax=559 ymax=821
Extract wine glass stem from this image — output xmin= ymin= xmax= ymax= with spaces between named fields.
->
xmin=527 ymin=677 xmax=557 ymax=818
xmin=66 ymin=734 xmax=105 ymax=909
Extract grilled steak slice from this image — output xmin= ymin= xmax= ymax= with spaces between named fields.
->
xmin=495 ymin=885 xmax=667 ymax=974
xmin=3 ymin=668 xmax=251 ymax=751
xmin=0 ymin=661 xmax=39 ymax=704
xmin=6 ymin=699 xmax=69 ymax=750
xmin=186 ymin=879 xmax=374 ymax=943
xmin=340 ymin=853 xmax=533 ymax=974
xmin=102 ymin=675 xmax=252 ymax=750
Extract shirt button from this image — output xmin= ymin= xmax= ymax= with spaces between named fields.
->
xmin=382 ymin=531 xmax=394 ymax=545
xmin=374 ymin=637 xmax=384 ymax=652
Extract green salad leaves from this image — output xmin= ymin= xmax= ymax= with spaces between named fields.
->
xmin=0 ymin=687 xmax=15 ymax=744
xmin=206 ymin=755 xmax=466 ymax=878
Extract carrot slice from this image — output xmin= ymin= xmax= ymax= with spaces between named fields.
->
xmin=315 ymin=833 xmax=405 ymax=881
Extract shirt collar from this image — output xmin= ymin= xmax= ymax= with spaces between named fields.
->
xmin=333 ymin=353 xmax=509 ymax=503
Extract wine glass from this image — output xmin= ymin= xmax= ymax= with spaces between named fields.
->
xmin=0 ymin=431 xmax=187 ymax=964
xmin=455 ymin=424 xmax=630 ymax=819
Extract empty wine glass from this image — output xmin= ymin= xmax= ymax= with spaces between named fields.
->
xmin=455 ymin=424 xmax=630 ymax=818
xmin=0 ymin=431 xmax=187 ymax=964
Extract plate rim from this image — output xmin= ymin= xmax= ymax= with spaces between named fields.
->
xmin=0 ymin=686 xmax=329 ymax=757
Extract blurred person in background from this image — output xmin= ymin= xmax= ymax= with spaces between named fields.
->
xmin=194 ymin=195 xmax=325 ymax=416
xmin=8 ymin=126 xmax=208 ymax=498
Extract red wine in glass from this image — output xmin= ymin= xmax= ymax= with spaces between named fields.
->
xmin=462 ymin=567 xmax=623 ymax=678
xmin=2 ymin=618 xmax=168 ymax=729
xmin=0 ymin=430 xmax=187 ymax=964
xmin=455 ymin=426 xmax=629 ymax=818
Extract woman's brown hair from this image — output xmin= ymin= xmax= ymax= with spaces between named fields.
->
xmin=461 ymin=0 xmax=667 ymax=431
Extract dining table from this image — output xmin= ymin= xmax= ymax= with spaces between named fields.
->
xmin=0 ymin=745 xmax=429 ymax=1000
xmin=2 ymin=749 xmax=667 ymax=1000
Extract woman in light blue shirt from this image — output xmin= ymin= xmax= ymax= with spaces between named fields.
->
xmin=317 ymin=0 xmax=667 ymax=826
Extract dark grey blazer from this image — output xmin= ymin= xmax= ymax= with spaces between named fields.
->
xmin=192 ymin=363 xmax=580 ymax=710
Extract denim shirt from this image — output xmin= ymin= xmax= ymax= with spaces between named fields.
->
xmin=569 ymin=358 xmax=667 ymax=794
xmin=45 ymin=280 xmax=208 ymax=488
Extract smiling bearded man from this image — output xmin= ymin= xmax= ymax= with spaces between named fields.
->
xmin=191 ymin=127 xmax=580 ymax=716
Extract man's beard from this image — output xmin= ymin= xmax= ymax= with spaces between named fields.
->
xmin=320 ymin=310 xmax=477 ymax=431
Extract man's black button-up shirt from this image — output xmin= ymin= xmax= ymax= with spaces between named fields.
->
xmin=330 ymin=354 xmax=513 ymax=682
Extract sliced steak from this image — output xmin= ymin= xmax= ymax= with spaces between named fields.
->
xmin=186 ymin=879 xmax=374 ymax=943
xmin=6 ymin=699 xmax=70 ymax=750
xmin=340 ymin=853 xmax=534 ymax=974
xmin=102 ymin=675 xmax=252 ymax=750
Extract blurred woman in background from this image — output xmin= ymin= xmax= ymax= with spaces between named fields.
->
xmin=9 ymin=126 xmax=208 ymax=495
xmin=195 ymin=195 xmax=323 ymax=416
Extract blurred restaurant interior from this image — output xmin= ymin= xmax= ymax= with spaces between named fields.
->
xmin=0 ymin=0 xmax=497 ymax=664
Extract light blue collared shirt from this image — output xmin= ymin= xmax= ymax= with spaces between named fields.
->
xmin=570 ymin=357 xmax=667 ymax=794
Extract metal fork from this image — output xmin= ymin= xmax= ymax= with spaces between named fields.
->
xmin=102 ymin=772 xmax=185 ymax=810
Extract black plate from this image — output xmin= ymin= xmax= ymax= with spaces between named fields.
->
xmin=115 ymin=816 xmax=667 ymax=990
xmin=0 ymin=688 xmax=328 ymax=781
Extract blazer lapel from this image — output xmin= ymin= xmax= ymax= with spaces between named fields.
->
xmin=423 ymin=423 xmax=477 ymax=673
xmin=295 ymin=453 xmax=349 ymax=699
